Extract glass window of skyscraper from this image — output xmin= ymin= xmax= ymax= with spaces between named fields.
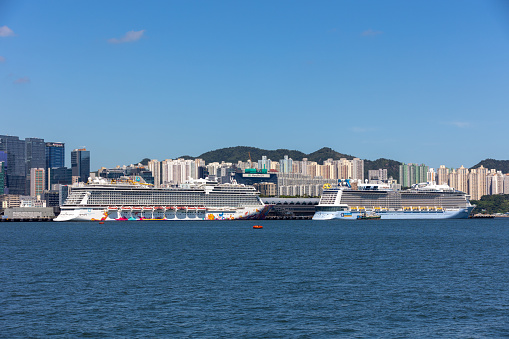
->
xmin=26 ymin=138 xmax=46 ymax=170
xmin=71 ymin=148 xmax=91 ymax=183
xmin=46 ymin=142 xmax=65 ymax=169
xmin=0 ymin=135 xmax=27 ymax=195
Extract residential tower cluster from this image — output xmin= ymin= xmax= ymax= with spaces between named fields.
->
xmin=1 ymin=133 xmax=508 ymax=214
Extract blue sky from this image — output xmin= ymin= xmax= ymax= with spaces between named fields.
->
xmin=1 ymin=0 xmax=508 ymax=170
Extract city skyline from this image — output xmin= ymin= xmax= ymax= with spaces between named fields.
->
xmin=1 ymin=1 xmax=508 ymax=169
xmin=0 ymin=133 xmax=505 ymax=171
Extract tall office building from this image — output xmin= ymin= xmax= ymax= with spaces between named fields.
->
xmin=0 ymin=135 xmax=27 ymax=194
xmin=25 ymin=137 xmax=46 ymax=194
xmin=47 ymin=167 xmax=72 ymax=189
xmin=25 ymin=138 xmax=46 ymax=170
xmin=46 ymin=142 xmax=65 ymax=169
xmin=71 ymin=148 xmax=90 ymax=183
xmin=30 ymin=168 xmax=45 ymax=197
xmin=0 ymin=159 xmax=5 ymax=195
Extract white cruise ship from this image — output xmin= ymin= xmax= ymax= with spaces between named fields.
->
xmin=55 ymin=177 xmax=269 ymax=221
xmin=312 ymin=181 xmax=474 ymax=220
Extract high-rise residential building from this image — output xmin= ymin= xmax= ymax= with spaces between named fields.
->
xmin=46 ymin=142 xmax=65 ymax=169
xmin=258 ymin=155 xmax=271 ymax=171
xmin=30 ymin=168 xmax=45 ymax=197
xmin=399 ymin=163 xmax=428 ymax=187
xmin=0 ymin=135 xmax=27 ymax=194
xmin=162 ymin=158 xmax=198 ymax=185
xmin=71 ymin=148 xmax=91 ymax=183
xmin=352 ymin=158 xmax=364 ymax=181
xmin=448 ymin=169 xmax=458 ymax=190
xmin=504 ymin=175 xmax=509 ymax=194
xmin=148 ymin=159 xmax=161 ymax=187
xmin=279 ymin=155 xmax=293 ymax=174
xmin=437 ymin=165 xmax=450 ymax=185
xmin=427 ymin=168 xmax=436 ymax=182
xmin=368 ymin=169 xmax=388 ymax=182
xmin=457 ymin=165 xmax=469 ymax=194
xmin=486 ymin=171 xmax=504 ymax=196
xmin=336 ymin=158 xmax=352 ymax=179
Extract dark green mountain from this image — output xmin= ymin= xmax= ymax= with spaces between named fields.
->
xmin=139 ymin=146 xmax=403 ymax=179
xmin=139 ymin=158 xmax=151 ymax=166
xmin=470 ymin=159 xmax=509 ymax=173
xmin=471 ymin=194 xmax=509 ymax=214
xmin=364 ymin=158 xmax=402 ymax=180
xmin=183 ymin=146 xmax=307 ymax=164
xmin=177 ymin=146 xmax=401 ymax=178
xmin=306 ymin=147 xmax=354 ymax=163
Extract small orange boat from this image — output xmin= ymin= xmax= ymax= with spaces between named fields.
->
xmin=99 ymin=221 xmax=105 ymax=224
xmin=253 ymin=225 xmax=263 ymax=229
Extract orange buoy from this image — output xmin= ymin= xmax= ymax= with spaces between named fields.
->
xmin=253 ymin=225 xmax=263 ymax=229
xmin=99 ymin=221 xmax=105 ymax=224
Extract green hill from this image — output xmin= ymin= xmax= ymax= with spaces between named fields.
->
xmin=306 ymin=147 xmax=354 ymax=163
xmin=471 ymin=194 xmax=509 ymax=214
xmin=364 ymin=158 xmax=402 ymax=180
xmin=191 ymin=146 xmax=307 ymax=164
xmin=138 ymin=146 xmax=403 ymax=179
xmin=470 ymin=159 xmax=509 ymax=173
xmin=178 ymin=146 xmax=356 ymax=164
xmin=176 ymin=146 xmax=401 ymax=179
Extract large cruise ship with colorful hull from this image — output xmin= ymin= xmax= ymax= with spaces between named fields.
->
xmin=55 ymin=177 xmax=270 ymax=221
xmin=312 ymin=181 xmax=474 ymax=220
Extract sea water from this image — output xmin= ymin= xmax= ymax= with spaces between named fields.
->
xmin=1 ymin=219 xmax=509 ymax=337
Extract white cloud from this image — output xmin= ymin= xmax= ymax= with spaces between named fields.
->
xmin=13 ymin=76 xmax=30 ymax=84
xmin=0 ymin=25 xmax=16 ymax=37
xmin=108 ymin=30 xmax=145 ymax=44
xmin=0 ymin=56 xmax=5 ymax=63
xmin=361 ymin=29 xmax=383 ymax=37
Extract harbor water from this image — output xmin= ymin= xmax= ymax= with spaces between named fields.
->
xmin=1 ymin=219 xmax=509 ymax=337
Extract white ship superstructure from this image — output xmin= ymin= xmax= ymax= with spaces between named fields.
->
xmin=55 ymin=177 xmax=269 ymax=221
xmin=313 ymin=181 xmax=474 ymax=220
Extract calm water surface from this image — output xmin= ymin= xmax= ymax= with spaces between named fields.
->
xmin=1 ymin=219 xmax=509 ymax=338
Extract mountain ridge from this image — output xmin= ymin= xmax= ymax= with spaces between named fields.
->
xmin=138 ymin=147 xmax=509 ymax=180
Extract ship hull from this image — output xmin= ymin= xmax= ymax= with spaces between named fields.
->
xmin=312 ymin=206 xmax=474 ymax=220
xmin=55 ymin=205 xmax=270 ymax=222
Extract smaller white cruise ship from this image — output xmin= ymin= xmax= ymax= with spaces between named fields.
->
xmin=55 ymin=177 xmax=270 ymax=222
xmin=312 ymin=181 xmax=474 ymax=220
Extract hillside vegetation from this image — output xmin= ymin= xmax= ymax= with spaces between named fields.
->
xmin=470 ymin=159 xmax=509 ymax=174
xmin=471 ymin=194 xmax=509 ymax=214
xmin=137 ymin=146 xmax=403 ymax=178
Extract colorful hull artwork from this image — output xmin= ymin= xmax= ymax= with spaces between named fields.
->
xmin=56 ymin=205 xmax=271 ymax=222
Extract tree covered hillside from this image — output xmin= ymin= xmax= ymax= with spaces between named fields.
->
xmin=470 ymin=159 xmax=509 ymax=173
xmin=138 ymin=146 xmax=402 ymax=179
xmin=471 ymin=195 xmax=509 ymax=214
